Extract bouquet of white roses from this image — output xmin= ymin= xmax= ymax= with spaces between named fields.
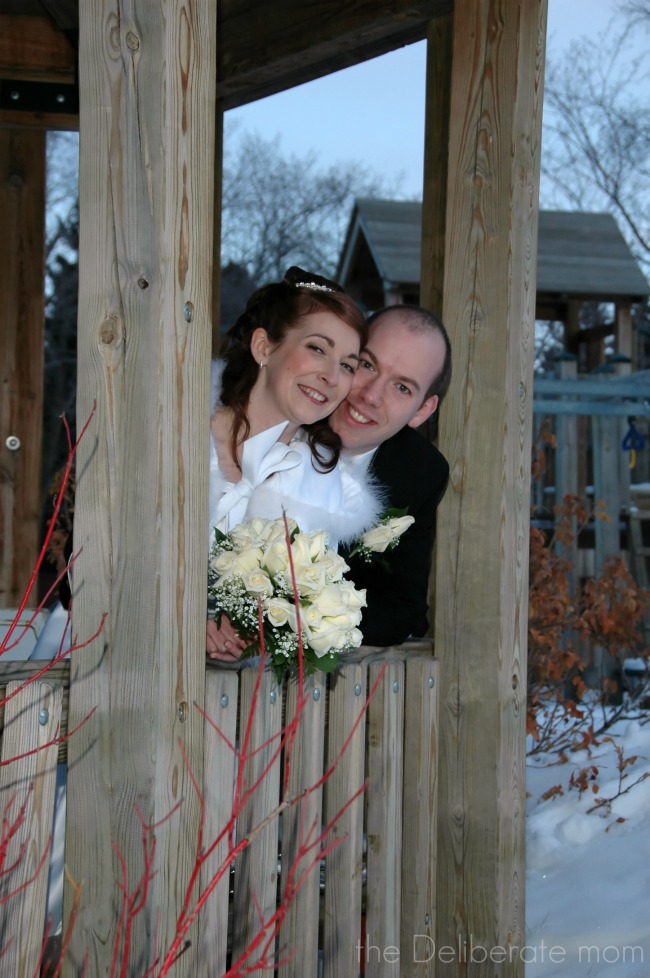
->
xmin=347 ymin=508 xmax=415 ymax=563
xmin=208 ymin=517 xmax=366 ymax=681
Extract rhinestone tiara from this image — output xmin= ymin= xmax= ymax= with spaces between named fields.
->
xmin=294 ymin=281 xmax=335 ymax=293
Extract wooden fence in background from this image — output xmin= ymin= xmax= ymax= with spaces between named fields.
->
xmin=533 ymin=362 xmax=650 ymax=585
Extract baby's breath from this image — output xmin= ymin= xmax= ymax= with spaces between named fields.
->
xmin=272 ymin=572 xmax=294 ymax=598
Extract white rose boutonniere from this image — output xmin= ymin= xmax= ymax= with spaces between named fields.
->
xmin=348 ymin=509 xmax=415 ymax=563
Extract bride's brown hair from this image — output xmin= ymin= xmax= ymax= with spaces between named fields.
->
xmin=219 ymin=267 xmax=367 ymax=471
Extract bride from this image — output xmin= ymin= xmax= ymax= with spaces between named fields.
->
xmin=207 ymin=267 xmax=382 ymax=660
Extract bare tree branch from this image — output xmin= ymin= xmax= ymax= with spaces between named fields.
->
xmin=542 ymin=11 xmax=650 ymax=272
xmin=220 ymin=127 xmax=399 ymax=287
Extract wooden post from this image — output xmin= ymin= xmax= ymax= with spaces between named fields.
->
xmin=592 ymin=363 xmax=629 ymax=576
xmin=434 ymin=1 xmax=547 ymax=974
xmin=66 ymin=1 xmax=216 ymax=973
xmin=0 ymin=129 xmax=45 ymax=609
xmin=419 ymin=11 xmax=452 ymax=321
xmin=564 ymin=299 xmax=581 ymax=356
xmin=0 ymin=678 xmax=63 ymax=977
xmin=212 ymin=107 xmax=224 ymax=356
xmin=420 ymin=11 xmax=452 ymax=619
xmin=555 ymin=354 xmax=579 ymax=576
xmin=555 ymin=355 xmax=578 ymax=509
xmin=615 ymin=301 xmax=633 ymax=365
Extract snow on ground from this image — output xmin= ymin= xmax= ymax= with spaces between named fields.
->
xmin=526 ymin=713 xmax=650 ymax=977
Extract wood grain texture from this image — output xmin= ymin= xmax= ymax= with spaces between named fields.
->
xmin=365 ymin=661 xmax=404 ymax=978
xmin=231 ymin=668 xmax=283 ymax=966
xmin=322 ymin=664 xmax=367 ymax=978
xmin=0 ymin=662 xmax=70 ymax=764
xmin=420 ymin=12 xmax=452 ymax=320
xmin=400 ymin=658 xmax=438 ymax=978
xmin=66 ymin=1 xmax=216 ymax=972
xmin=0 ymin=128 xmax=45 ymax=609
xmin=198 ymin=669 xmax=239 ymax=977
xmin=0 ymin=15 xmax=76 ymax=80
xmin=0 ymin=679 xmax=63 ymax=978
xmin=215 ymin=0 xmax=451 ymax=109
xmin=433 ymin=1 xmax=547 ymax=974
xmin=278 ymin=674 xmax=326 ymax=978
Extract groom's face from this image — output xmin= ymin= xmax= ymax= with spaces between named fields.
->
xmin=330 ymin=311 xmax=444 ymax=455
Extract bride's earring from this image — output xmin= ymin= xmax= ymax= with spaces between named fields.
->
xmin=259 ymin=360 xmax=265 ymax=368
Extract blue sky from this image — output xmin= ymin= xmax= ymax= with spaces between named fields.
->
xmin=228 ymin=0 xmax=629 ymax=199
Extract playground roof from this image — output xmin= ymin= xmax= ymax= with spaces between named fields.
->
xmin=337 ymin=198 xmax=650 ymax=303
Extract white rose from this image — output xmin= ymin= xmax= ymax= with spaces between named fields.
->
xmin=362 ymin=515 xmax=415 ymax=553
xmin=322 ymin=610 xmax=363 ymax=633
xmin=293 ymin=562 xmax=327 ymax=596
xmin=261 ymin=517 xmax=297 ymax=545
xmin=242 ymin=568 xmax=274 ymax=597
xmin=210 ymin=549 xmax=238 ymax=577
xmin=337 ymin=579 xmax=366 ymax=612
xmin=299 ymin=601 xmax=323 ymax=631
xmin=242 ymin=518 xmax=271 ymax=542
xmin=319 ymin=552 xmax=348 ymax=582
xmin=343 ymin=627 xmax=363 ymax=649
xmin=306 ymin=619 xmax=350 ymax=657
xmin=231 ymin=547 xmax=264 ymax=574
xmin=266 ymin=597 xmax=296 ymax=629
xmin=290 ymin=533 xmax=315 ymax=568
xmin=385 ymin=515 xmax=415 ymax=537
xmin=262 ymin=540 xmax=291 ymax=576
xmin=310 ymin=582 xmax=365 ymax=618
xmin=229 ymin=524 xmax=257 ymax=549
xmin=360 ymin=523 xmax=395 ymax=553
xmin=306 ymin=530 xmax=329 ymax=561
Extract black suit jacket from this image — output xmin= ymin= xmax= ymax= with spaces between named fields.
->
xmin=345 ymin=425 xmax=449 ymax=646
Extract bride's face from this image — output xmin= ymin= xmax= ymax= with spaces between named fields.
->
xmin=251 ymin=311 xmax=361 ymax=430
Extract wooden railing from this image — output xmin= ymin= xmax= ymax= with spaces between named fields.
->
xmin=0 ymin=644 xmax=438 ymax=978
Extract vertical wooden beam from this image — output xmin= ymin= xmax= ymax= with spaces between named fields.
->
xmin=199 ymin=669 xmax=239 ymax=976
xmin=555 ymin=354 xmax=579 ymax=574
xmin=564 ymin=299 xmax=581 ymax=356
xmin=400 ymin=658 xmax=439 ymax=978
xmin=434 ymin=2 xmax=547 ymax=975
xmin=0 ymin=678 xmax=63 ymax=977
xmin=66 ymin=2 xmax=216 ymax=973
xmin=212 ymin=107 xmax=224 ymax=356
xmin=420 ymin=12 xmax=452 ymax=621
xmin=365 ymin=662 xmax=404 ymax=978
xmin=615 ymin=300 xmax=633 ymax=364
xmin=323 ymin=664 xmax=367 ymax=978
xmin=419 ymin=11 xmax=452 ymax=320
xmin=592 ymin=358 xmax=631 ymax=575
xmin=279 ymin=676 xmax=326 ymax=978
xmin=0 ymin=129 xmax=45 ymax=609
xmin=555 ymin=355 xmax=578 ymax=507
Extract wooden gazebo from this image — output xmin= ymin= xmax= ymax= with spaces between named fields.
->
xmin=1 ymin=2 xmax=548 ymax=975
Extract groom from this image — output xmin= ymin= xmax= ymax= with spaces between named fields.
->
xmin=330 ymin=305 xmax=451 ymax=647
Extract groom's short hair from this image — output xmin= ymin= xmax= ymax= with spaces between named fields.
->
xmin=367 ymin=305 xmax=452 ymax=404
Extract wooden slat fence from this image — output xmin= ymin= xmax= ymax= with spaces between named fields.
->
xmin=0 ymin=646 xmax=439 ymax=978
xmin=0 ymin=668 xmax=64 ymax=977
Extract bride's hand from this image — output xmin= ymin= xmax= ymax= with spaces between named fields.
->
xmin=206 ymin=615 xmax=247 ymax=661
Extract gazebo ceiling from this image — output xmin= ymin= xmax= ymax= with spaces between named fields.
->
xmin=0 ymin=0 xmax=452 ymax=126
